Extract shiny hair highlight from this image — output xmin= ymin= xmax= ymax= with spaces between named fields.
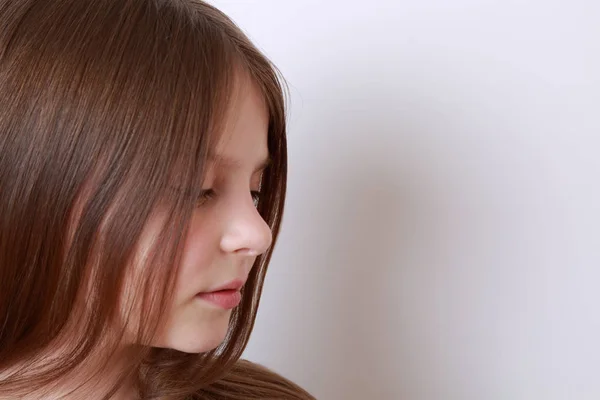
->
xmin=0 ymin=0 xmax=314 ymax=398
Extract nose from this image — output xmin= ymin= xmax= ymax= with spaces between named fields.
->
xmin=219 ymin=194 xmax=273 ymax=256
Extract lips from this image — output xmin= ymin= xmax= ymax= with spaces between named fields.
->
xmin=207 ymin=279 xmax=245 ymax=293
xmin=195 ymin=279 xmax=245 ymax=309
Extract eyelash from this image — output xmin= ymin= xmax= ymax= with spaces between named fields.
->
xmin=251 ymin=190 xmax=261 ymax=206
xmin=196 ymin=189 xmax=261 ymax=207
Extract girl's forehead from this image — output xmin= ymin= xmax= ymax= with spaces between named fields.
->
xmin=210 ymin=81 xmax=270 ymax=171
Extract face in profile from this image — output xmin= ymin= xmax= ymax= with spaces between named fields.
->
xmin=0 ymin=1 xmax=301 ymax=397
xmin=127 ymin=78 xmax=273 ymax=354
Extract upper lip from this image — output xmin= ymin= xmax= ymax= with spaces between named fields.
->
xmin=204 ymin=278 xmax=245 ymax=293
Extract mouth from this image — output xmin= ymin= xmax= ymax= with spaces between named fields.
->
xmin=195 ymin=279 xmax=245 ymax=309
xmin=196 ymin=289 xmax=242 ymax=309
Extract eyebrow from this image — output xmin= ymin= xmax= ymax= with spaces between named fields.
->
xmin=208 ymin=153 xmax=272 ymax=174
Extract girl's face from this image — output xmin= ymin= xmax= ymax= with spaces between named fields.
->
xmin=133 ymin=79 xmax=273 ymax=353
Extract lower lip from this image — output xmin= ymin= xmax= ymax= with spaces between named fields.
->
xmin=196 ymin=289 xmax=242 ymax=309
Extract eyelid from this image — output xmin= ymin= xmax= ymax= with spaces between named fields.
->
xmin=168 ymin=186 xmax=214 ymax=204
xmin=197 ymin=189 xmax=215 ymax=205
xmin=198 ymin=189 xmax=261 ymax=207
xmin=170 ymin=186 xmax=261 ymax=208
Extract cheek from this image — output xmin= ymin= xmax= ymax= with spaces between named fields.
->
xmin=173 ymin=218 xmax=220 ymax=298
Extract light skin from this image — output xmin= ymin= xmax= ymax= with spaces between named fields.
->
xmin=152 ymin=77 xmax=273 ymax=353
xmin=0 ymin=77 xmax=274 ymax=400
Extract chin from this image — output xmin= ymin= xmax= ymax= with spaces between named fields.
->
xmin=155 ymin=311 xmax=233 ymax=354
xmin=170 ymin=332 xmax=228 ymax=354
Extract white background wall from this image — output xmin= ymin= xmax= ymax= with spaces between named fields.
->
xmin=209 ymin=1 xmax=600 ymax=399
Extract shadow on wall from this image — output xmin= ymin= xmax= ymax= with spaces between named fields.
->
xmin=282 ymin=55 xmax=480 ymax=399
xmin=306 ymin=143 xmax=441 ymax=399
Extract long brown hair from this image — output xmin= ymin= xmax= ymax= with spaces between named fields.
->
xmin=0 ymin=0 xmax=314 ymax=398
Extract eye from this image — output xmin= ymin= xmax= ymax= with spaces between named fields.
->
xmin=251 ymin=190 xmax=261 ymax=207
xmin=168 ymin=186 xmax=216 ymax=207
xmin=197 ymin=189 xmax=216 ymax=206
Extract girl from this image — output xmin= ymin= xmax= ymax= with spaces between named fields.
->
xmin=0 ymin=0 xmax=315 ymax=399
